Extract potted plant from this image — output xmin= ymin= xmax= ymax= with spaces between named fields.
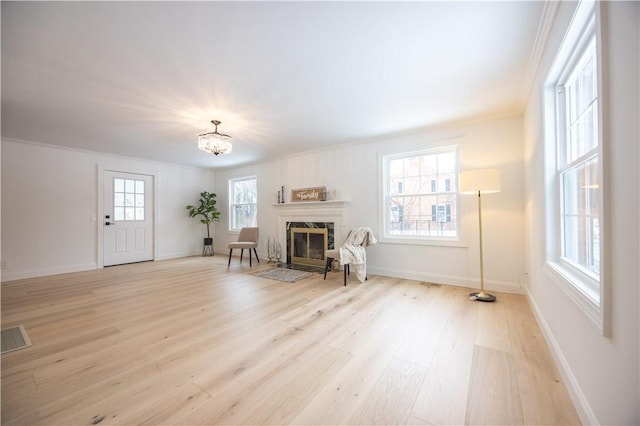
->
xmin=186 ymin=191 xmax=221 ymax=255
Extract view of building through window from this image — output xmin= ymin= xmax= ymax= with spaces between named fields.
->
xmin=543 ymin=0 xmax=602 ymax=316
xmin=384 ymin=147 xmax=458 ymax=238
xmin=560 ymin=39 xmax=600 ymax=277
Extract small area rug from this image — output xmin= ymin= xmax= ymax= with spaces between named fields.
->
xmin=251 ymin=267 xmax=312 ymax=283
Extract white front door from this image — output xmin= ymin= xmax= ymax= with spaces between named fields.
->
xmin=103 ymin=171 xmax=154 ymax=266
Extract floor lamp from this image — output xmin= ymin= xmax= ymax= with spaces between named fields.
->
xmin=459 ymin=169 xmax=501 ymax=302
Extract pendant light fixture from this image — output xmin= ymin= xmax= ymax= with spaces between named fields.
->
xmin=198 ymin=120 xmax=232 ymax=155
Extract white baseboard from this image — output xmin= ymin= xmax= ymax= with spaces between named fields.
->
xmin=0 ymin=250 xmax=200 ymax=282
xmin=1 ymin=263 xmax=98 ymax=283
xmin=155 ymin=250 xmax=202 ymax=261
xmin=524 ymin=286 xmax=599 ymax=426
xmin=367 ymin=265 xmax=523 ymax=294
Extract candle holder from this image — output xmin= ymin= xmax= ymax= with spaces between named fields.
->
xmin=267 ymin=237 xmax=275 ymax=263
xmin=275 ymin=240 xmax=282 ymax=264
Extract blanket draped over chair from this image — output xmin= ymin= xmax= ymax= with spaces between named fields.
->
xmin=338 ymin=227 xmax=377 ymax=283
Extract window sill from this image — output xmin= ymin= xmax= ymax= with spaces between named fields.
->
xmin=379 ymin=236 xmax=467 ymax=248
xmin=544 ymin=261 xmax=603 ymax=332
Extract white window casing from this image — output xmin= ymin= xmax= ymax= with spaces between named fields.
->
xmin=543 ymin=0 xmax=610 ymax=335
xmin=229 ymin=176 xmax=258 ymax=231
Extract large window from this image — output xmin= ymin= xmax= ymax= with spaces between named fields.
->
xmin=229 ymin=176 xmax=257 ymax=231
xmin=544 ymin=0 xmax=605 ymax=331
xmin=561 ymin=39 xmax=600 ymax=278
xmin=382 ymin=146 xmax=458 ymax=240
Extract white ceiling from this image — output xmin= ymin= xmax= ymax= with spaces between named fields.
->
xmin=2 ymin=1 xmax=545 ymax=169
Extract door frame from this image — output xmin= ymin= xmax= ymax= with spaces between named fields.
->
xmin=97 ymin=165 xmax=158 ymax=268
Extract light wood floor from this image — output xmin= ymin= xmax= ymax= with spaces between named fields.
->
xmin=1 ymin=256 xmax=580 ymax=425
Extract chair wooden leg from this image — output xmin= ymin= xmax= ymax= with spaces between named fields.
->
xmin=240 ymin=249 xmax=244 ymax=263
xmin=228 ymin=249 xmax=233 ymax=266
xmin=253 ymin=248 xmax=260 ymax=263
xmin=344 ymin=264 xmax=348 ymax=286
xmin=324 ymin=257 xmax=333 ymax=280
xmin=249 ymin=249 xmax=252 ymax=267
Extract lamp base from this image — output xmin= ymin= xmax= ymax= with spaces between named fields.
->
xmin=469 ymin=291 xmax=496 ymax=302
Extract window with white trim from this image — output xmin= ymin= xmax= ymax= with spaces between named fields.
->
xmin=229 ymin=176 xmax=257 ymax=231
xmin=382 ymin=146 xmax=458 ymax=240
xmin=544 ymin=0 xmax=604 ymax=328
xmin=561 ymin=40 xmax=600 ymax=279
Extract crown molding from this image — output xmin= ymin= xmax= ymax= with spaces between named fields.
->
xmin=519 ymin=1 xmax=560 ymax=106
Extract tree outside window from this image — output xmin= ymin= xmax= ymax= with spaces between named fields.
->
xmin=229 ymin=176 xmax=257 ymax=230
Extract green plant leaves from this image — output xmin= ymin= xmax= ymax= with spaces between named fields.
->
xmin=186 ymin=191 xmax=221 ymax=238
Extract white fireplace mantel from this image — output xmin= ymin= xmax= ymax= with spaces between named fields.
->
xmin=272 ymin=200 xmax=348 ymax=209
xmin=273 ymin=200 xmax=348 ymax=249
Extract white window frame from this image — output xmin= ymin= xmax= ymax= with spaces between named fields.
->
xmin=229 ymin=176 xmax=257 ymax=232
xmin=379 ymin=145 xmax=462 ymax=246
xmin=543 ymin=0 xmax=609 ymax=335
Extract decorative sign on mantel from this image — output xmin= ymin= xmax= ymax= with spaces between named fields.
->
xmin=291 ymin=186 xmax=326 ymax=202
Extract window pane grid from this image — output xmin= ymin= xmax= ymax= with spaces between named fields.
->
xmin=560 ymin=155 xmax=599 ymax=276
xmin=384 ymin=148 xmax=458 ymax=239
xmin=544 ymin=1 xmax=603 ymax=323
xmin=113 ymin=178 xmax=144 ymax=221
xmin=230 ymin=177 xmax=257 ymax=230
xmin=565 ymin=39 xmax=598 ymax=164
xmin=567 ymin=102 xmax=598 ymax=162
xmin=556 ymin=34 xmax=600 ymax=283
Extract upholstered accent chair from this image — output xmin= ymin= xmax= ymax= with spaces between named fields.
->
xmin=228 ymin=227 xmax=260 ymax=267
xmin=323 ymin=227 xmax=377 ymax=286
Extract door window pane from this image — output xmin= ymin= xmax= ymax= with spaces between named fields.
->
xmin=113 ymin=178 xmax=145 ymax=221
xmin=125 ymin=179 xmax=134 ymax=193
xmin=135 ymin=180 xmax=145 ymax=194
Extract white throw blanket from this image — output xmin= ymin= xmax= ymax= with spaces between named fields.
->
xmin=338 ymin=227 xmax=377 ymax=283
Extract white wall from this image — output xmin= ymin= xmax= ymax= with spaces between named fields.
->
xmin=523 ymin=2 xmax=639 ymax=424
xmin=214 ymin=114 xmax=526 ymax=293
xmin=1 ymin=138 xmax=216 ymax=281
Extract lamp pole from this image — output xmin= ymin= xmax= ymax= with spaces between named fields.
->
xmin=459 ymin=168 xmax=500 ymax=302
xmin=470 ymin=189 xmax=496 ymax=302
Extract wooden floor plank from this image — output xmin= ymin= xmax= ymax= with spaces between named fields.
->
xmin=394 ymin=283 xmax=454 ymax=367
xmin=474 ymin=296 xmax=512 ymax=353
xmin=503 ymin=293 xmax=582 ymax=425
xmin=410 ymin=288 xmax=479 ymax=425
xmin=0 ymin=256 xmax=581 ymax=425
xmin=349 ymin=357 xmax=427 ymax=425
xmin=465 ymin=345 xmax=524 ymax=425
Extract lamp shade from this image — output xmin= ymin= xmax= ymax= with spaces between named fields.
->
xmin=198 ymin=133 xmax=232 ymax=155
xmin=459 ymin=169 xmax=501 ymax=194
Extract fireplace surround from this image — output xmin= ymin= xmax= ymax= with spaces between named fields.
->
xmin=273 ymin=200 xmax=347 ymax=269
